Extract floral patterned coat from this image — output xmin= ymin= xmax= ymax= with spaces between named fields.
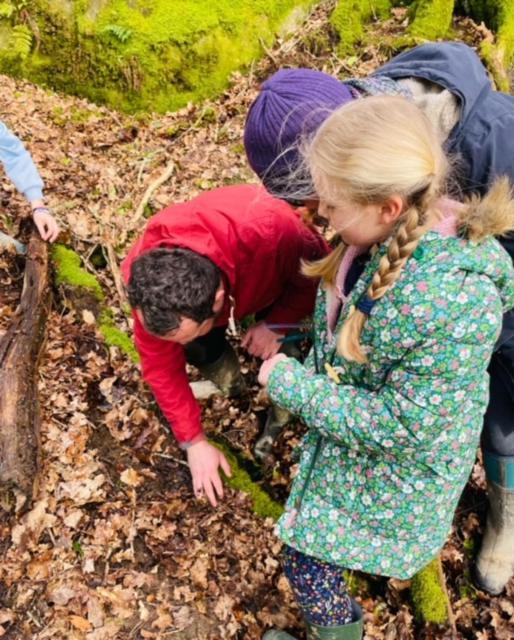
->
xmin=267 ymin=230 xmax=514 ymax=579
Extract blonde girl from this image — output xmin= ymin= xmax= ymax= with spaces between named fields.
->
xmin=259 ymin=96 xmax=514 ymax=640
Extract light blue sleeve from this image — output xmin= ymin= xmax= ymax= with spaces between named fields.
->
xmin=0 ymin=120 xmax=44 ymax=202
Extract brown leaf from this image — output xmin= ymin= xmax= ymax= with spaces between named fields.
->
xmin=120 ymin=467 xmax=143 ymax=487
xmin=69 ymin=615 xmax=92 ymax=632
xmin=190 ymin=556 xmax=209 ymax=590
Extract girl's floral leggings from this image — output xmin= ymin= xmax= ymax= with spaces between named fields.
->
xmin=282 ymin=545 xmax=353 ymax=626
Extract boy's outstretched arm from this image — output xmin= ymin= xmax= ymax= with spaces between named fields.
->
xmin=0 ymin=121 xmax=59 ymax=241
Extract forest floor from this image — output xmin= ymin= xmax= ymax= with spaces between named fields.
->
xmin=1 ymin=2 xmax=513 ymax=639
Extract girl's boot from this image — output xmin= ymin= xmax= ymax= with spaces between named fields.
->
xmin=254 ymin=340 xmax=301 ymax=459
xmin=475 ymin=452 xmax=514 ymax=594
xmin=263 ymin=601 xmax=363 ymax=640
xmin=254 ymin=403 xmax=292 ymax=460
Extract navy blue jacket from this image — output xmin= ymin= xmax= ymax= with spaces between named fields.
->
xmin=375 ymin=42 xmax=514 ymax=400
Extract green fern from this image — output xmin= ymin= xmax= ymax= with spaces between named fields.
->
xmin=12 ymin=23 xmax=32 ymax=59
xmin=102 ymin=24 xmax=133 ymax=44
xmin=0 ymin=2 xmax=14 ymax=19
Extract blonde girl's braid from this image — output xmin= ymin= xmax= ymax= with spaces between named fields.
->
xmin=338 ymin=203 xmax=429 ymax=363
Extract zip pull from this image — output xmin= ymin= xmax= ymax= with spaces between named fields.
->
xmin=324 ymin=362 xmax=341 ymax=384
xmin=227 ymin=295 xmax=237 ymax=336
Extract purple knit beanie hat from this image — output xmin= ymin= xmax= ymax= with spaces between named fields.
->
xmin=244 ymin=68 xmax=354 ymax=198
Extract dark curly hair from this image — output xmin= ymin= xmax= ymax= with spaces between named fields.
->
xmin=127 ymin=248 xmax=221 ymax=336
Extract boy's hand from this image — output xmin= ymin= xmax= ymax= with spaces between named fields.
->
xmin=241 ymin=322 xmax=282 ymax=360
xmin=32 ymin=207 xmax=60 ymax=242
xmin=187 ymin=440 xmax=232 ymax=507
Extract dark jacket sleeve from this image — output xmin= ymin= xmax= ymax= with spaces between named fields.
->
xmin=494 ymin=308 xmax=514 ymax=400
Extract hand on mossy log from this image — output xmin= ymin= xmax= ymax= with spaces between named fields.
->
xmin=215 ymin=441 xmax=284 ymax=522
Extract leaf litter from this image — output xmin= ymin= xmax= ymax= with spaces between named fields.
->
xmin=0 ymin=2 xmax=513 ymax=638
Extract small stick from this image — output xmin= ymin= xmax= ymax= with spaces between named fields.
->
xmin=437 ymin=555 xmax=458 ymax=638
xmin=105 ymin=243 xmax=128 ymax=306
xmin=129 ymin=160 xmax=175 ymax=229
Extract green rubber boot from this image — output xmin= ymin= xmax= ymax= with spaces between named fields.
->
xmin=263 ymin=601 xmax=363 ymax=640
xmin=475 ymin=452 xmax=514 ymax=594
xmin=254 ymin=402 xmax=292 ymax=460
xmin=254 ymin=340 xmax=300 ymax=460
xmin=196 ymin=344 xmax=246 ymax=398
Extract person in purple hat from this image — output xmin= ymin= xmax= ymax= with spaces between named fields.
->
xmin=245 ymin=42 xmax=514 ymax=596
xmin=243 ymin=68 xmax=356 ymax=199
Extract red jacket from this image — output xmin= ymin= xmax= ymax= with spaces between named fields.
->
xmin=121 ymin=184 xmax=328 ymax=444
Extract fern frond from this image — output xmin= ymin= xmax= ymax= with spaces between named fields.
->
xmin=12 ymin=23 xmax=32 ymax=59
xmin=102 ymin=24 xmax=132 ymax=44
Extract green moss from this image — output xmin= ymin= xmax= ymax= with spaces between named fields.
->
xmin=52 ymin=244 xmax=139 ymax=361
xmin=410 ymin=558 xmax=448 ymax=624
xmin=408 ymin=0 xmax=455 ymax=40
xmin=460 ymin=0 xmax=514 ymax=88
xmin=462 ymin=537 xmax=476 ymax=558
xmin=51 ymin=244 xmax=104 ymax=301
xmin=479 ymin=39 xmax=509 ymax=92
xmin=330 ymin=0 xmax=392 ymax=55
xmin=0 ymin=0 xmax=316 ymax=113
xmin=215 ymin=442 xmax=284 ymax=521
xmin=99 ymin=310 xmax=139 ymax=362
xmin=343 ymin=570 xmax=371 ymax=597
xmin=494 ymin=0 xmax=514 ymax=67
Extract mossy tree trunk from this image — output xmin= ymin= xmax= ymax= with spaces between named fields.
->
xmin=0 ymin=230 xmax=50 ymax=500
xmin=330 ymin=0 xmax=392 ymax=55
xmin=332 ymin=0 xmax=514 ymax=90
xmin=408 ymin=0 xmax=456 ymax=40
xmin=458 ymin=0 xmax=514 ymax=91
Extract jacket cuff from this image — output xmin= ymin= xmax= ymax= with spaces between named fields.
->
xmin=178 ymin=432 xmax=207 ymax=451
xmin=267 ymin=358 xmax=314 ymax=415
xmin=25 ymin=186 xmax=44 ymax=202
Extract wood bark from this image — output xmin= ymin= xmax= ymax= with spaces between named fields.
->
xmin=0 ymin=230 xmax=50 ymax=498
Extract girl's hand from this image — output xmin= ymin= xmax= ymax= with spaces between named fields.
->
xmin=258 ymin=353 xmax=288 ymax=386
xmin=32 ymin=207 xmax=60 ymax=242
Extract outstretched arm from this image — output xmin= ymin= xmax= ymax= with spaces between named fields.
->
xmin=134 ymin=315 xmax=231 ymax=505
xmin=0 ymin=121 xmax=59 ymax=241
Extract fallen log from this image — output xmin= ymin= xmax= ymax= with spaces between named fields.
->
xmin=0 ymin=229 xmax=50 ymax=499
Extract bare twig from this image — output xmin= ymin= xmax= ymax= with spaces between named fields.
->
xmin=437 ymin=556 xmax=458 ymax=639
xmin=259 ymin=37 xmax=279 ymax=65
xmin=151 ymin=452 xmax=189 ymax=468
xmin=105 ymin=243 xmax=128 ymax=306
xmin=129 ymin=160 xmax=176 ymax=230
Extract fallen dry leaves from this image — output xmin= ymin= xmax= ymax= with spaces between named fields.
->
xmin=1 ymin=2 xmax=513 ymax=639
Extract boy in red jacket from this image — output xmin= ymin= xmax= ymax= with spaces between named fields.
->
xmin=122 ymin=184 xmax=327 ymax=506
